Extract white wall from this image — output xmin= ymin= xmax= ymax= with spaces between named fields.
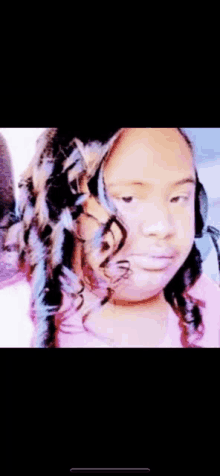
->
xmin=0 ymin=128 xmax=46 ymax=203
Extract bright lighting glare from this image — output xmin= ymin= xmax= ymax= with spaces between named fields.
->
xmin=0 ymin=128 xmax=46 ymax=202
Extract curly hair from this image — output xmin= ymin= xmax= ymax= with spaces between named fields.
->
xmin=2 ymin=127 xmax=220 ymax=348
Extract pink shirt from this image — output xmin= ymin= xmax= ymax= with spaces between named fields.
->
xmin=0 ymin=271 xmax=219 ymax=347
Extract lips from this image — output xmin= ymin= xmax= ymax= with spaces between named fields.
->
xmin=131 ymin=253 xmax=175 ymax=270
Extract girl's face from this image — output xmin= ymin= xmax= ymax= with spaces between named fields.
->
xmin=77 ymin=128 xmax=196 ymax=303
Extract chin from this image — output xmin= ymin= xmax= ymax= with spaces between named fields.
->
xmin=112 ymin=277 xmax=164 ymax=301
xmin=112 ymin=286 xmax=163 ymax=303
xmin=111 ymin=263 xmax=180 ymax=300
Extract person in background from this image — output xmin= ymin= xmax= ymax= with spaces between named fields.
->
xmin=2 ymin=127 xmax=220 ymax=348
xmin=0 ymin=133 xmax=18 ymax=282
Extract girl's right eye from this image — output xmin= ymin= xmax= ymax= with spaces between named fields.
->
xmin=121 ymin=196 xmax=134 ymax=203
xmin=114 ymin=196 xmax=135 ymax=204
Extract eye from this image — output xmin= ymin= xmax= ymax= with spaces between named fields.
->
xmin=121 ymin=196 xmax=134 ymax=203
xmin=170 ymin=195 xmax=189 ymax=204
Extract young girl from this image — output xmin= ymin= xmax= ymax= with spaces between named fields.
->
xmin=1 ymin=128 xmax=220 ymax=348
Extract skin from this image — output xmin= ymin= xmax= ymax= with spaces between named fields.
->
xmin=73 ymin=128 xmax=196 ymax=345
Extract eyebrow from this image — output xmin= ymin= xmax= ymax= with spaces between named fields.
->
xmin=108 ymin=177 xmax=196 ymax=189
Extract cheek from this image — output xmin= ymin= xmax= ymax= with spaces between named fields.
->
xmin=172 ymin=210 xmax=196 ymax=270
xmin=176 ymin=207 xmax=195 ymax=246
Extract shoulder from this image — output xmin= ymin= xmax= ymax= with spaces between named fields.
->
xmin=0 ymin=274 xmax=34 ymax=347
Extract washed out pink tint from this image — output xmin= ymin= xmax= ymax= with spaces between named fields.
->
xmin=2 ymin=271 xmax=216 ymax=347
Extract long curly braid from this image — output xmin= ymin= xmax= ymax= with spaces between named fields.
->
xmin=3 ymin=128 xmax=126 ymax=347
xmin=3 ymin=127 xmax=220 ymax=347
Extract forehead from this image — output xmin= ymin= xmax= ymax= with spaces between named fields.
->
xmin=104 ymin=128 xmax=195 ymax=184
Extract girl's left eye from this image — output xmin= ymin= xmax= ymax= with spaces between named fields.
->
xmin=171 ymin=196 xmax=189 ymax=203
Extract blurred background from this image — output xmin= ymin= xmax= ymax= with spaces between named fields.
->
xmin=0 ymin=128 xmax=46 ymax=203
xmin=183 ymin=128 xmax=220 ymax=283
xmin=0 ymin=127 xmax=220 ymax=283
xmin=0 ymin=129 xmax=46 ymax=282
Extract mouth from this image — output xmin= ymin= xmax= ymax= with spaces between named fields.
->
xmin=131 ymin=254 xmax=175 ymax=270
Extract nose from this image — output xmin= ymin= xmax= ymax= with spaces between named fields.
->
xmin=139 ymin=202 xmax=175 ymax=239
